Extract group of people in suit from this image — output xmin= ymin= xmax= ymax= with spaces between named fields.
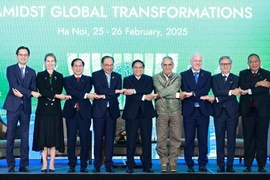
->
xmin=3 ymin=46 xmax=270 ymax=174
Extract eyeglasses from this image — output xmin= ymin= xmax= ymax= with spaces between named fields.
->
xmin=249 ymin=60 xmax=259 ymax=65
xmin=220 ymin=63 xmax=231 ymax=66
xmin=18 ymin=54 xmax=29 ymax=57
xmin=133 ymin=66 xmax=143 ymax=69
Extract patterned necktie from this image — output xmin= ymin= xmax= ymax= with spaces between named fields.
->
xmin=194 ymin=72 xmax=199 ymax=84
xmin=20 ymin=67 xmax=25 ymax=80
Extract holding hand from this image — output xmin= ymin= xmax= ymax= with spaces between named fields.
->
xmin=231 ymin=88 xmax=241 ymax=96
xmin=200 ymin=95 xmax=215 ymax=103
xmin=12 ymin=88 xmax=23 ymax=98
xmin=145 ymin=94 xmax=158 ymax=101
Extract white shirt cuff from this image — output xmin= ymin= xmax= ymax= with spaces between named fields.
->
xmin=176 ymin=93 xmax=179 ymax=98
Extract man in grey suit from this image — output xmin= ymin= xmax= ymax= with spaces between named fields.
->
xmin=153 ymin=56 xmax=184 ymax=173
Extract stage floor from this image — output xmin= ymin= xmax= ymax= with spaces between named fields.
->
xmin=0 ymin=158 xmax=270 ymax=180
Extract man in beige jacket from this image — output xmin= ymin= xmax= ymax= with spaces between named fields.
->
xmin=153 ymin=56 xmax=184 ymax=173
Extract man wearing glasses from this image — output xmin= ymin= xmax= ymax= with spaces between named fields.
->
xmin=3 ymin=46 xmax=41 ymax=173
xmin=211 ymin=56 xmax=240 ymax=173
xmin=92 ymin=56 xmax=124 ymax=173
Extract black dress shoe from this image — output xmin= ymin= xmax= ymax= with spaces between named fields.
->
xmin=226 ymin=166 xmax=235 ymax=172
xmin=68 ymin=167 xmax=75 ymax=173
xmin=19 ymin=167 xmax=30 ymax=172
xmin=92 ymin=167 xmax=100 ymax=173
xmin=143 ymin=168 xmax=154 ymax=173
xmin=49 ymin=169 xmax=55 ymax=172
xmin=198 ymin=165 xmax=207 ymax=172
xmin=126 ymin=167 xmax=134 ymax=173
xmin=8 ymin=167 xmax=15 ymax=173
xmin=243 ymin=166 xmax=251 ymax=172
xmin=80 ymin=168 xmax=88 ymax=173
xmin=41 ymin=169 xmax=47 ymax=172
xmin=106 ymin=167 xmax=115 ymax=173
xmin=217 ymin=166 xmax=225 ymax=173
xmin=258 ymin=166 xmax=266 ymax=173
xmin=187 ymin=166 xmax=195 ymax=172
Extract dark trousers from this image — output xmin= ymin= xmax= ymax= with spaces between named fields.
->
xmin=184 ymin=108 xmax=209 ymax=166
xmin=214 ymin=108 xmax=238 ymax=166
xmin=6 ymin=106 xmax=30 ymax=168
xmin=242 ymin=107 xmax=269 ymax=167
xmin=66 ymin=111 xmax=91 ymax=168
xmin=93 ymin=109 xmax=116 ymax=168
xmin=125 ymin=117 xmax=152 ymax=169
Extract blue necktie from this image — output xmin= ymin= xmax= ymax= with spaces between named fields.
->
xmin=194 ymin=72 xmax=198 ymax=84
xmin=20 ymin=67 xmax=25 ymax=80
xmin=106 ymin=74 xmax=111 ymax=107
xmin=223 ymin=76 xmax=227 ymax=86
xmin=194 ymin=72 xmax=199 ymax=107
xmin=106 ymin=74 xmax=111 ymax=88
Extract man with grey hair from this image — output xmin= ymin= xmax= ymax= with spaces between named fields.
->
xmin=153 ymin=56 xmax=184 ymax=173
xmin=181 ymin=53 xmax=213 ymax=172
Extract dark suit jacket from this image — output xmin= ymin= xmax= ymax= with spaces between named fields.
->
xmin=181 ymin=68 xmax=213 ymax=117
xmin=212 ymin=73 xmax=239 ymax=118
xmin=122 ymin=74 xmax=156 ymax=119
xmin=92 ymin=69 xmax=122 ymax=120
xmin=239 ymin=68 xmax=270 ymax=118
xmin=3 ymin=64 xmax=37 ymax=115
xmin=63 ymin=75 xmax=92 ymax=120
xmin=36 ymin=70 xmax=63 ymax=115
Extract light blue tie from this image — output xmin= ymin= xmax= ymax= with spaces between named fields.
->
xmin=106 ymin=74 xmax=111 ymax=107
xmin=194 ymin=72 xmax=198 ymax=84
xmin=106 ymin=74 xmax=111 ymax=88
xmin=20 ymin=67 xmax=25 ymax=80
xmin=194 ymin=72 xmax=199 ymax=107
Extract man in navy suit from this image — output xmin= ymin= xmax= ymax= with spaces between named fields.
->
xmin=3 ymin=46 xmax=41 ymax=173
xmin=63 ymin=58 xmax=97 ymax=173
xmin=122 ymin=60 xmax=157 ymax=173
xmin=92 ymin=56 xmax=123 ymax=173
xmin=180 ymin=53 xmax=213 ymax=172
xmin=239 ymin=54 xmax=270 ymax=173
xmin=211 ymin=56 xmax=240 ymax=173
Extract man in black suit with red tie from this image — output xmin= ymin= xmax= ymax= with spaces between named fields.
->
xmin=63 ymin=58 xmax=96 ymax=173
xmin=211 ymin=56 xmax=240 ymax=173
xmin=239 ymin=53 xmax=270 ymax=173
xmin=122 ymin=60 xmax=157 ymax=173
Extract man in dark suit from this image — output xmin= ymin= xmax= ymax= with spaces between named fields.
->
xmin=239 ymin=53 xmax=270 ymax=173
xmin=211 ymin=56 xmax=240 ymax=173
xmin=122 ymin=60 xmax=157 ymax=173
xmin=92 ymin=56 xmax=123 ymax=173
xmin=63 ymin=58 xmax=97 ymax=173
xmin=180 ymin=53 xmax=213 ymax=172
xmin=3 ymin=46 xmax=41 ymax=173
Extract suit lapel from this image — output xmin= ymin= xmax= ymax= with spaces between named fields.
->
xmin=217 ymin=74 xmax=224 ymax=89
xmin=225 ymin=74 xmax=234 ymax=89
